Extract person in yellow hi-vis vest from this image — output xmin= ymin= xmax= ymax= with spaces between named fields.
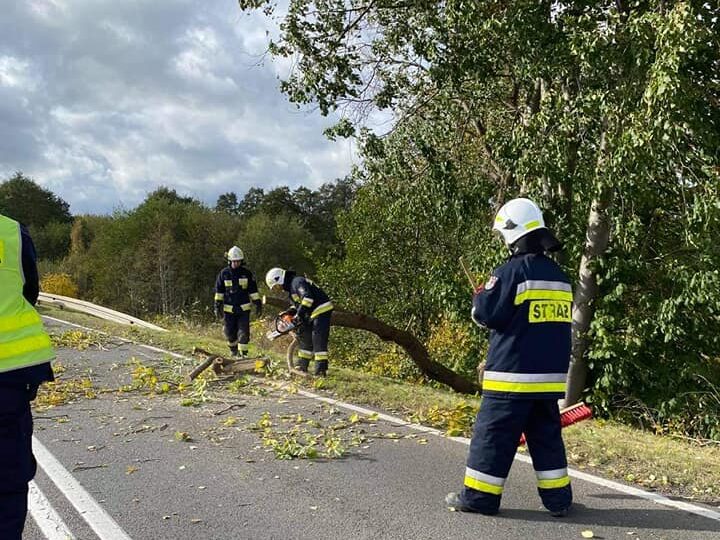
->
xmin=0 ymin=212 xmax=55 ymax=539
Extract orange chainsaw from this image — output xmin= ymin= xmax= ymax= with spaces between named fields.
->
xmin=266 ymin=308 xmax=302 ymax=341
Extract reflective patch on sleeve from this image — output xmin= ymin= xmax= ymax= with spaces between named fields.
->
xmin=528 ymin=300 xmax=572 ymax=323
xmin=224 ymin=280 xmax=233 ymax=287
xmin=484 ymin=275 xmax=498 ymax=290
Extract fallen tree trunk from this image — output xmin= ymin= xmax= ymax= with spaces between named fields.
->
xmin=264 ymin=296 xmax=480 ymax=394
xmin=188 ymin=347 xmax=263 ymax=380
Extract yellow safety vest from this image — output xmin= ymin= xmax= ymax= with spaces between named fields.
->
xmin=0 ymin=214 xmax=55 ymax=373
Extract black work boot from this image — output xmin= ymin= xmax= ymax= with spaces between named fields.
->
xmin=549 ymin=505 xmax=571 ymax=518
xmin=445 ymin=493 xmax=498 ymax=515
xmin=229 ymin=346 xmax=239 ymax=357
xmin=314 ymin=360 xmax=328 ymax=377
xmin=295 ymin=358 xmax=310 ymax=372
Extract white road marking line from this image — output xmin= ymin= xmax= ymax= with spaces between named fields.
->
xmin=28 ymin=481 xmax=76 ymax=540
xmin=43 ymin=315 xmax=720 ymax=523
xmin=32 ymin=438 xmax=133 ymax=540
xmin=291 ymin=387 xmax=720 ymax=523
xmin=42 ymin=315 xmax=185 ymax=358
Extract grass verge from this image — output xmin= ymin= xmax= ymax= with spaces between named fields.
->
xmin=38 ymin=304 xmax=720 ymax=506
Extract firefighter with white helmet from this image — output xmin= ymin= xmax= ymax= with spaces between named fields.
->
xmin=266 ymin=267 xmax=333 ymax=376
xmin=446 ymin=198 xmax=573 ymax=516
xmin=213 ymin=246 xmax=262 ymax=357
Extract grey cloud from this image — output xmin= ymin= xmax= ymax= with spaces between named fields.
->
xmin=0 ymin=0 xmax=354 ymax=215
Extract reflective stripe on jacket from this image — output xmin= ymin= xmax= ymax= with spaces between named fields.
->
xmin=0 ymin=215 xmax=55 ymax=373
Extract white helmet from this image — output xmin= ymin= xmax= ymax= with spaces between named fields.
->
xmin=492 ymin=198 xmax=545 ymax=246
xmin=265 ymin=267 xmax=285 ymax=289
xmin=227 ymin=246 xmax=244 ymax=262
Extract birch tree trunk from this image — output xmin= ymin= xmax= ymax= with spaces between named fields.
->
xmin=565 ymin=130 xmax=613 ymax=406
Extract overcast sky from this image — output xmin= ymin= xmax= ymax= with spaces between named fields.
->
xmin=0 ymin=0 xmax=356 ymax=214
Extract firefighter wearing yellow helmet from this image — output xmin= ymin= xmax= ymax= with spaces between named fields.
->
xmin=213 ymin=246 xmax=262 ymax=357
xmin=446 ymin=198 xmax=573 ymax=517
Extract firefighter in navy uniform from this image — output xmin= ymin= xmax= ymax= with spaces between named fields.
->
xmin=265 ymin=267 xmax=334 ymax=376
xmin=0 ymin=213 xmax=55 ymax=540
xmin=214 ymin=246 xmax=262 ymax=357
xmin=446 ymin=198 xmax=573 ymax=517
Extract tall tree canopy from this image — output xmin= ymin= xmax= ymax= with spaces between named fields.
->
xmin=240 ymin=0 xmax=720 ymax=438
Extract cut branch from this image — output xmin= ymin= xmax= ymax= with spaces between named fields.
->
xmin=264 ymin=296 xmax=480 ymax=394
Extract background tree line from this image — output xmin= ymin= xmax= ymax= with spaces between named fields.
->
xmin=0 ymin=172 xmax=73 ymax=260
xmin=0 ymin=172 xmax=355 ymax=318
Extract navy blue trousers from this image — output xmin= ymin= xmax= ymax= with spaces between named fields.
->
xmin=296 ymin=312 xmax=331 ymax=374
xmin=0 ymin=386 xmax=36 ymax=540
xmin=223 ymin=311 xmax=251 ymax=355
xmin=461 ymin=397 xmax=572 ymax=514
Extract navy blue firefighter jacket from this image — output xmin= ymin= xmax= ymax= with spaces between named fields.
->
xmin=472 ymin=252 xmax=572 ymax=400
xmin=214 ymin=265 xmax=261 ymax=315
xmin=282 ymin=271 xmax=333 ymax=321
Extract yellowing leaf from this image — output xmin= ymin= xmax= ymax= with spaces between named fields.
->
xmin=581 ymin=531 xmax=594 ymax=539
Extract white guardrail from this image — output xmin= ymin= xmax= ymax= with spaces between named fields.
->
xmin=37 ymin=292 xmax=168 ymax=332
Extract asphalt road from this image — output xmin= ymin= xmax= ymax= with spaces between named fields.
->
xmin=23 ymin=316 xmax=720 ymax=540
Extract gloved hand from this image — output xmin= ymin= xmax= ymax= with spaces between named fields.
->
xmin=255 ymin=304 xmax=263 ymax=318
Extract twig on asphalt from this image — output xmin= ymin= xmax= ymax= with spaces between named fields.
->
xmin=212 ymin=403 xmax=246 ymax=416
xmin=72 ymin=464 xmax=108 ymax=472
